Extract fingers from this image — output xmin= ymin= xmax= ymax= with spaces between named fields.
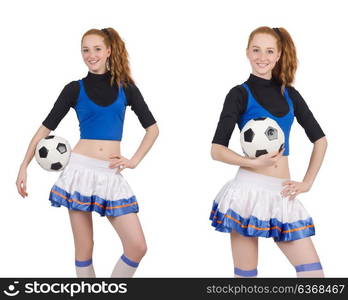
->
xmin=16 ymin=180 xmax=28 ymax=198
xmin=274 ymin=149 xmax=285 ymax=160
xmin=281 ymin=186 xmax=299 ymax=199
xmin=109 ymin=160 xmax=126 ymax=169
xmin=282 ymin=180 xmax=293 ymax=186
xmin=269 ymin=148 xmax=284 ymax=158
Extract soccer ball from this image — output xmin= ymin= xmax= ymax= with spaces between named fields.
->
xmin=240 ymin=117 xmax=284 ymax=158
xmin=35 ymin=135 xmax=71 ymax=171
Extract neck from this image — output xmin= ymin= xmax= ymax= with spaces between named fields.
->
xmin=88 ymin=68 xmax=108 ymax=75
xmin=251 ymin=71 xmax=272 ymax=80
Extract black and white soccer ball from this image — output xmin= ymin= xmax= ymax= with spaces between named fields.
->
xmin=35 ymin=135 xmax=71 ymax=172
xmin=240 ymin=117 xmax=285 ymax=158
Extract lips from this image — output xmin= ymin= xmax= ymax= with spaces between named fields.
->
xmin=257 ymin=63 xmax=269 ymax=68
xmin=89 ymin=60 xmax=99 ymax=65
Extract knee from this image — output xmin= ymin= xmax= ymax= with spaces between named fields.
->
xmin=124 ymin=240 xmax=147 ymax=261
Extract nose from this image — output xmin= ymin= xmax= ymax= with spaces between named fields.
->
xmin=259 ymin=51 xmax=268 ymax=61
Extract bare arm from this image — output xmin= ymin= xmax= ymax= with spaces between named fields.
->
xmin=302 ymin=136 xmax=328 ymax=186
xmin=130 ymin=123 xmax=159 ymax=166
xmin=110 ymin=123 xmax=159 ymax=170
xmin=16 ymin=125 xmax=51 ymax=197
xmin=211 ymin=143 xmax=254 ymax=167
xmin=211 ymin=143 xmax=284 ymax=168
xmin=282 ymin=136 xmax=328 ymax=199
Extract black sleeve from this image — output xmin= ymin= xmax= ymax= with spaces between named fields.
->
xmin=42 ymin=81 xmax=79 ymax=131
xmin=124 ymin=84 xmax=156 ymax=129
xmin=212 ymin=85 xmax=247 ymax=147
xmin=287 ymin=86 xmax=325 ymax=143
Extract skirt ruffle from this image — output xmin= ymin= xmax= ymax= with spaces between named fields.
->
xmin=48 ymin=152 xmax=139 ymax=217
xmin=209 ymin=169 xmax=315 ymax=242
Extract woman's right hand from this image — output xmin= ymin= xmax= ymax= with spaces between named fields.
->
xmin=249 ymin=149 xmax=285 ymax=168
xmin=16 ymin=166 xmax=28 ymax=198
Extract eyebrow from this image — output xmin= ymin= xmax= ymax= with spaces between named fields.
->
xmin=82 ymin=45 xmax=103 ymax=49
xmin=252 ymin=45 xmax=276 ymax=50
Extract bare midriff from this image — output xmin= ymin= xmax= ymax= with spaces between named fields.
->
xmin=72 ymin=139 xmax=121 ymax=161
xmin=241 ymin=155 xmax=290 ymax=179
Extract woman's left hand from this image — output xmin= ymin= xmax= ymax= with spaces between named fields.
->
xmin=109 ymin=155 xmax=137 ymax=172
xmin=281 ymin=180 xmax=312 ymax=200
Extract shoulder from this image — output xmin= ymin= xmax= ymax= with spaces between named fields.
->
xmin=223 ymin=85 xmax=248 ymax=111
xmin=123 ymin=82 xmax=140 ymax=94
xmin=285 ymin=85 xmax=302 ymax=100
xmin=60 ymin=80 xmax=80 ymax=94
xmin=123 ymin=83 xmax=143 ymax=106
xmin=228 ymin=84 xmax=247 ymax=98
xmin=223 ymin=84 xmax=247 ymax=102
xmin=59 ymin=80 xmax=80 ymax=107
xmin=285 ymin=85 xmax=313 ymax=114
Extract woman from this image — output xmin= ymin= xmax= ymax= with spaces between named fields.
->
xmin=210 ymin=26 xmax=327 ymax=277
xmin=16 ymin=27 xmax=159 ymax=278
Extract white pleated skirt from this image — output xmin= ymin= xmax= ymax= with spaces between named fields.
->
xmin=209 ymin=168 xmax=315 ymax=241
xmin=48 ymin=152 xmax=138 ymax=217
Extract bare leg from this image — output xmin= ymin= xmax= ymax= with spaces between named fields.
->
xmin=107 ymin=213 xmax=147 ymax=277
xmin=68 ymin=210 xmax=95 ymax=277
xmin=276 ymin=237 xmax=324 ymax=277
xmin=230 ymin=230 xmax=258 ymax=277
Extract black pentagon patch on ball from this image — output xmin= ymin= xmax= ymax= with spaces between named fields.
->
xmin=244 ymin=128 xmax=255 ymax=142
xmin=253 ymin=117 xmax=267 ymax=121
xmin=39 ymin=146 xmax=48 ymax=158
xmin=255 ymin=149 xmax=268 ymax=157
xmin=45 ymin=135 xmax=55 ymax=139
xmin=56 ymin=143 xmax=67 ymax=154
xmin=51 ymin=162 xmax=63 ymax=170
xmin=264 ymin=126 xmax=278 ymax=141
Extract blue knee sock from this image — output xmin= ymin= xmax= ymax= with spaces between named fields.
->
xmin=234 ymin=267 xmax=258 ymax=277
xmin=295 ymin=262 xmax=323 ymax=277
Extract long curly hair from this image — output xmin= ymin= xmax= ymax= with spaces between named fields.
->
xmin=81 ymin=28 xmax=134 ymax=87
xmin=247 ymin=26 xmax=298 ymax=94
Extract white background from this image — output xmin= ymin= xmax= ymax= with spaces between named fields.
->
xmin=1 ymin=0 xmax=347 ymax=277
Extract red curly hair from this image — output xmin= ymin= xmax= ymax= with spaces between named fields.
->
xmin=81 ymin=28 xmax=134 ymax=87
xmin=247 ymin=26 xmax=298 ymax=94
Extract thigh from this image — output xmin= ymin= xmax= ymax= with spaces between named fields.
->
xmin=276 ymin=237 xmax=320 ymax=266
xmin=107 ymin=213 xmax=146 ymax=246
xmin=230 ymin=230 xmax=258 ymax=269
xmin=68 ymin=210 xmax=94 ymax=244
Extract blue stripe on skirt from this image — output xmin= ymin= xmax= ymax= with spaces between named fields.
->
xmin=49 ymin=185 xmax=139 ymax=217
xmin=210 ymin=202 xmax=315 ymax=242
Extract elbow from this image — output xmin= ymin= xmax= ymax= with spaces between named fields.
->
xmin=315 ymin=136 xmax=328 ymax=148
xmin=146 ymin=123 xmax=159 ymax=138
xmin=211 ymin=143 xmax=222 ymax=160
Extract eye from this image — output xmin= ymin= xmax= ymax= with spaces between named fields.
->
xmin=82 ymin=49 xmax=88 ymax=53
xmin=268 ymin=50 xmax=274 ymax=54
xmin=96 ymin=48 xmax=101 ymax=51
xmin=253 ymin=49 xmax=259 ymax=53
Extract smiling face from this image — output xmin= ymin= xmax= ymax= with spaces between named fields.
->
xmin=81 ymin=34 xmax=111 ymax=74
xmin=246 ymin=33 xmax=281 ymax=80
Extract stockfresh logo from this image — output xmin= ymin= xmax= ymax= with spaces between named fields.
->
xmin=3 ymin=280 xmax=127 ymax=297
xmin=3 ymin=281 xmax=20 ymax=297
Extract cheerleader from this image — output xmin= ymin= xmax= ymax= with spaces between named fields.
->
xmin=210 ymin=26 xmax=327 ymax=277
xmin=16 ymin=28 xmax=159 ymax=277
